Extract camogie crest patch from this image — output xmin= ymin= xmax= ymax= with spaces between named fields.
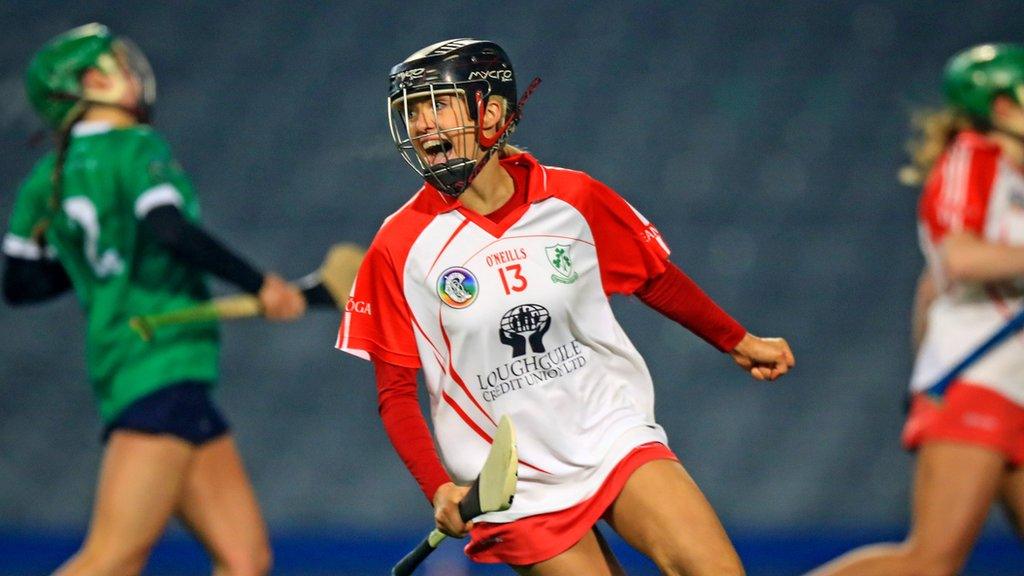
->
xmin=545 ymin=244 xmax=579 ymax=284
xmin=437 ymin=267 xmax=479 ymax=308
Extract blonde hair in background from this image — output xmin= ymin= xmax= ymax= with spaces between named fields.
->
xmin=899 ymin=108 xmax=974 ymax=186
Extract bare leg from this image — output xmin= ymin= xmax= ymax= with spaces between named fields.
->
xmin=807 ymin=442 xmax=1006 ymax=576
xmin=175 ymin=435 xmax=272 ymax=576
xmin=998 ymin=465 xmax=1024 ymax=541
xmin=606 ymin=459 xmax=744 ymax=576
xmin=512 ymin=526 xmax=625 ymax=576
xmin=54 ymin=432 xmax=194 ymax=576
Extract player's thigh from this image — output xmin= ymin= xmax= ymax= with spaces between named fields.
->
xmin=605 ymin=458 xmax=742 ymax=576
xmin=512 ymin=526 xmax=624 ymax=576
xmin=999 ymin=465 xmax=1024 ymax=538
xmin=175 ymin=435 xmax=271 ymax=574
xmin=905 ymin=441 xmax=1006 ymax=565
xmin=81 ymin=431 xmax=194 ymax=559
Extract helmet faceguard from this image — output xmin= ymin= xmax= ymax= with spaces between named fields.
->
xmin=25 ymin=23 xmax=156 ymax=130
xmin=387 ymin=39 xmax=528 ymax=197
xmin=111 ymin=36 xmax=156 ymax=123
xmin=943 ymin=43 xmax=1024 ymax=128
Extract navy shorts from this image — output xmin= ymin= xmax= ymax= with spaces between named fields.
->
xmin=102 ymin=382 xmax=230 ymax=446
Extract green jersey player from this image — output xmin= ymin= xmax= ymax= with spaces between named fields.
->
xmin=3 ymin=23 xmax=305 ymax=575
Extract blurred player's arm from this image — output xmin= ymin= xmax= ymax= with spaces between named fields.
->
xmin=912 ymin=267 xmax=936 ymax=352
xmin=2 ymin=251 xmax=72 ymax=305
xmin=141 ymin=205 xmax=304 ymax=319
xmin=942 ymin=231 xmax=1024 ymax=282
xmin=635 ymin=262 xmax=794 ymax=381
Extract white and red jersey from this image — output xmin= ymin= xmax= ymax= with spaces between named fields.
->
xmin=911 ymin=131 xmax=1024 ymax=404
xmin=337 ymin=153 xmax=671 ymax=522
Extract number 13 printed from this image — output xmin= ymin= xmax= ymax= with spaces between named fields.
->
xmin=498 ymin=264 xmax=527 ymax=295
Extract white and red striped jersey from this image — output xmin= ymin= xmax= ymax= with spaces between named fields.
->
xmin=911 ymin=131 xmax=1024 ymax=403
xmin=337 ymin=153 xmax=671 ymax=521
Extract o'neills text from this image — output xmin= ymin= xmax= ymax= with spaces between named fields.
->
xmin=475 ymin=340 xmax=588 ymax=402
xmin=485 ymin=248 xmax=527 ymax=268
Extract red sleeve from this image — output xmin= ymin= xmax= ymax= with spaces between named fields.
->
xmin=636 ymin=263 xmax=746 ymax=352
xmin=919 ymin=135 xmax=998 ymax=243
xmin=336 ymin=243 xmax=421 ymax=368
xmin=373 ymin=357 xmax=451 ymax=502
xmin=577 ymin=180 xmax=671 ymax=295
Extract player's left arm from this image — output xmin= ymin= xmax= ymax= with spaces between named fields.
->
xmin=583 ymin=179 xmax=794 ymax=380
xmin=634 ymin=265 xmax=794 ymax=381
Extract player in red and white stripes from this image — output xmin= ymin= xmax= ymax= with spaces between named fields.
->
xmin=811 ymin=43 xmax=1024 ymax=576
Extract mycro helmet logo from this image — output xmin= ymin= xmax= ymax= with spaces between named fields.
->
xmin=437 ymin=267 xmax=478 ymax=309
xmin=499 ymin=304 xmax=551 ymax=358
xmin=468 ymin=69 xmax=513 ymax=82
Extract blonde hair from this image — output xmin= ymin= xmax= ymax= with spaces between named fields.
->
xmin=899 ymin=108 xmax=974 ymax=186
xmin=501 ymin=144 xmax=525 ymax=156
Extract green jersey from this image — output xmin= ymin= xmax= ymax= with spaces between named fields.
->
xmin=4 ymin=122 xmax=219 ymax=423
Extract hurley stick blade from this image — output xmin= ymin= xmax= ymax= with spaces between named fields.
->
xmin=392 ymin=416 xmax=519 ymax=576
xmin=458 ymin=415 xmax=518 ymax=521
xmin=319 ymin=243 xmax=365 ymax=307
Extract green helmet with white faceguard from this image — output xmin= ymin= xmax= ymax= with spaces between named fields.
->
xmin=943 ymin=43 xmax=1024 ymax=124
xmin=25 ymin=23 xmax=155 ymax=130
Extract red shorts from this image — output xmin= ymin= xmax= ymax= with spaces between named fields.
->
xmin=465 ymin=442 xmax=678 ymax=565
xmin=902 ymin=381 xmax=1024 ymax=465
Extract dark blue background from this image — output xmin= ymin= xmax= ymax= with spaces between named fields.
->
xmin=3 ymin=2 xmax=1023 ymax=574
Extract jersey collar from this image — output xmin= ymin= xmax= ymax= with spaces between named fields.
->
xmin=71 ymin=121 xmax=115 ymax=137
xmin=423 ymin=152 xmax=552 ymax=215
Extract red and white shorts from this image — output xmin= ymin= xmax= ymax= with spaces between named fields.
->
xmin=903 ymin=380 xmax=1024 ymax=466
xmin=465 ymin=442 xmax=678 ymax=565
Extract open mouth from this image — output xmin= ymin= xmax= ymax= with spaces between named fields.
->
xmin=421 ymin=138 xmax=454 ymax=166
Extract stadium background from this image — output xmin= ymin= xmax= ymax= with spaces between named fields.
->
xmin=2 ymin=1 xmax=1024 ymax=574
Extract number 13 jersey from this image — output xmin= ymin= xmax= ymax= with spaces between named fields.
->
xmin=338 ymin=152 xmax=674 ymax=521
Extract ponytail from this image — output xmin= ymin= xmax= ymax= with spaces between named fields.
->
xmin=32 ymin=113 xmax=82 ymax=243
xmin=899 ymin=108 xmax=973 ymax=186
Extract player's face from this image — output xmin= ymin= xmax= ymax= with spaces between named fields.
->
xmin=82 ymin=50 xmax=144 ymax=111
xmin=112 ymin=50 xmax=144 ymax=109
xmin=403 ymin=93 xmax=479 ymax=167
xmin=993 ymin=90 xmax=1024 ymax=136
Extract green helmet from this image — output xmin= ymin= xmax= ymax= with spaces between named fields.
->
xmin=25 ymin=23 xmax=155 ymax=129
xmin=943 ymin=43 xmax=1024 ymax=123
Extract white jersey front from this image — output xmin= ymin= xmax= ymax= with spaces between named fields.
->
xmin=911 ymin=131 xmax=1024 ymax=404
xmin=338 ymin=153 xmax=671 ymax=521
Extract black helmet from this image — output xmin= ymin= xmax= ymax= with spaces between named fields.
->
xmin=387 ymin=38 xmax=519 ymax=197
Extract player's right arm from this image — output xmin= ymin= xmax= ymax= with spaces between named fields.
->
xmin=940 ymin=231 xmax=1024 ymax=282
xmin=373 ymin=357 xmax=470 ymax=536
xmin=912 ymin=267 xmax=936 ymax=353
xmin=921 ymin=135 xmax=1022 ymax=284
xmin=125 ymin=131 xmax=303 ymax=319
xmin=2 ymin=156 xmax=73 ymax=306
